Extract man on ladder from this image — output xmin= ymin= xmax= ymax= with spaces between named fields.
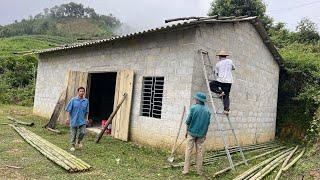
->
xmin=209 ymin=50 xmax=235 ymax=115
xmin=200 ymin=49 xmax=247 ymax=170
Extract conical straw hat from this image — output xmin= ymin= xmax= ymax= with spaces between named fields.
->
xmin=216 ymin=50 xmax=229 ymax=56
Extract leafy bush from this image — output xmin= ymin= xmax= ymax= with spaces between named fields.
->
xmin=0 ymin=55 xmax=37 ymax=106
xmin=277 ymin=43 xmax=320 ymax=141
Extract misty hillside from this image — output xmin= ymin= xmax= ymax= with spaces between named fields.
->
xmin=0 ymin=35 xmax=75 ymax=57
xmin=0 ymin=2 xmax=121 ymax=40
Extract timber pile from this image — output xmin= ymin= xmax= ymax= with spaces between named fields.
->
xmin=10 ymin=125 xmax=91 ymax=172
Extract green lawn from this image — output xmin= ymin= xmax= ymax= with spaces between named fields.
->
xmin=0 ymin=105 xmax=318 ymax=179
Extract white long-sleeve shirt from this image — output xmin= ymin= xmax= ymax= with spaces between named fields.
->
xmin=214 ymin=58 xmax=235 ymax=84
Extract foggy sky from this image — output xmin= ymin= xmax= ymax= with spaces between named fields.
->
xmin=0 ymin=0 xmax=319 ymax=32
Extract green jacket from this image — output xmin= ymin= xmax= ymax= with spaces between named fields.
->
xmin=186 ymin=103 xmax=211 ymax=138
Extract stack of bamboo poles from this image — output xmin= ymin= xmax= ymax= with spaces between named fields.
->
xmin=10 ymin=125 xmax=92 ymax=172
xmin=233 ymin=146 xmax=305 ymax=180
xmin=166 ymin=141 xmax=282 ymax=168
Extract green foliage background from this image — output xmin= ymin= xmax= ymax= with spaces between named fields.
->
xmin=0 ymin=3 xmax=120 ymax=106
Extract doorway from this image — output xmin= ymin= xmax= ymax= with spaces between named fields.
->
xmin=88 ymin=72 xmax=117 ymax=127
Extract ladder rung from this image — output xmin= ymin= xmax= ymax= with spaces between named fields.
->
xmin=230 ymin=145 xmax=239 ymax=149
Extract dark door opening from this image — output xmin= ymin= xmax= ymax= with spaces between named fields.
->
xmin=88 ymin=72 xmax=117 ymax=127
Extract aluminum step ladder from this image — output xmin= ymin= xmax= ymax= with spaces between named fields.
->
xmin=199 ymin=49 xmax=248 ymax=170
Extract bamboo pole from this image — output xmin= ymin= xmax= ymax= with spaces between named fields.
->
xmin=25 ymin=127 xmax=90 ymax=170
xmin=23 ymin=128 xmax=86 ymax=171
xmin=207 ymin=142 xmax=280 ymax=158
xmin=10 ymin=125 xmax=72 ymax=171
xmin=274 ymin=146 xmax=299 ymax=180
xmin=44 ymin=90 xmax=66 ymax=129
xmin=255 ymin=160 xmax=284 ymax=180
xmin=233 ymin=148 xmax=293 ymax=180
xmin=213 ymin=146 xmax=285 ymax=177
xmin=7 ymin=116 xmax=34 ymax=126
xmin=10 ymin=125 xmax=91 ymax=172
xmin=243 ymin=171 xmax=257 ymax=180
xmin=167 ymin=143 xmax=281 ymax=168
xmin=5 ymin=165 xmax=22 ymax=169
xmin=46 ymin=127 xmax=61 ymax=134
xmin=212 ymin=141 xmax=277 ymax=153
xmin=15 ymin=126 xmax=79 ymax=171
xmin=249 ymin=151 xmax=290 ymax=180
xmin=165 ymin=16 xmax=204 ymax=23
xmin=204 ymin=145 xmax=279 ymax=164
xmin=20 ymin=126 xmax=91 ymax=170
xmin=96 ymin=93 xmax=127 ymax=143
xmin=282 ymin=148 xmax=305 ymax=171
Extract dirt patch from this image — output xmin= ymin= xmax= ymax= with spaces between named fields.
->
xmin=310 ymin=169 xmax=320 ymax=178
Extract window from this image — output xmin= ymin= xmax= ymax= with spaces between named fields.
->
xmin=141 ymin=77 xmax=164 ymax=118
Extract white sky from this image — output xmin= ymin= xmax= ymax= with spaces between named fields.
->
xmin=0 ymin=0 xmax=319 ymax=32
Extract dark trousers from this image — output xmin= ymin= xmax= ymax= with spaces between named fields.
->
xmin=209 ymin=81 xmax=232 ymax=111
xmin=70 ymin=125 xmax=86 ymax=145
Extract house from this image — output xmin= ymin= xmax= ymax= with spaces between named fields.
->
xmin=34 ymin=16 xmax=282 ymax=150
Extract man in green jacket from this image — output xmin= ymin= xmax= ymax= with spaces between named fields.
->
xmin=183 ymin=92 xmax=211 ymax=175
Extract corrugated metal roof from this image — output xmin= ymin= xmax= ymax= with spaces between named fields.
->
xmin=36 ymin=16 xmax=282 ymax=65
xmin=36 ymin=16 xmax=255 ymax=54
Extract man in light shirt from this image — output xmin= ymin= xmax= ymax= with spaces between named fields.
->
xmin=209 ymin=50 xmax=235 ymax=115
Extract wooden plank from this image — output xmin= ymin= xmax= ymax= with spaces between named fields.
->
xmin=121 ymin=70 xmax=134 ymax=140
xmin=114 ymin=71 xmax=124 ymax=139
xmin=78 ymin=72 xmax=88 ymax=97
xmin=111 ymin=71 xmax=120 ymax=137
xmin=44 ymin=89 xmax=67 ymax=129
xmin=112 ymin=71 xmax=121 ymax=138
xmin=59 ymin=70 xmax=72 ymax=123
xmin=59 ymin=71 xmax=88 ymax=124
xmin=112 ymin=70 xmax=134 ymax=141
xmin=85 ymin=74 xmax=92 ymax=99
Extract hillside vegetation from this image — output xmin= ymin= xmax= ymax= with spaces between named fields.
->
xmin=0 ymin=2 xmax=121 ymax=106
xmin=0 ymin=2 xmax=120 ymax=39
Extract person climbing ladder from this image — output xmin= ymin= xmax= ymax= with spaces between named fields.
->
xmin=209 ymin=50 xmax=235 ymax=115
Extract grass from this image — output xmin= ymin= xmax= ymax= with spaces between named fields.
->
xmin=0 ymin=35 xmax=75 ymax=57
xmin=0 ymin=104 xmax=319 ymax=179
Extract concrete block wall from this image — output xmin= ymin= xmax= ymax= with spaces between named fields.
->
xmin=34 ymin=27 xmax=197 ymax=148
xmin=33 ymin=22 xmax=280 ymax=151
xmin=191 ymin=22 xmax=280 ymax=150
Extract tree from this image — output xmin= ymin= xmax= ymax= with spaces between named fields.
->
xmin=295 ymin=18 xmax=320 ymax=44
xmin=268 ymin=22 xmax=293 ymax=48
xmin=208 ymin=0 xmax=273 ymax=30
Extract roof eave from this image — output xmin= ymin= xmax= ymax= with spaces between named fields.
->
xmin=249 ymin=18 xmax=283 ymax=67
